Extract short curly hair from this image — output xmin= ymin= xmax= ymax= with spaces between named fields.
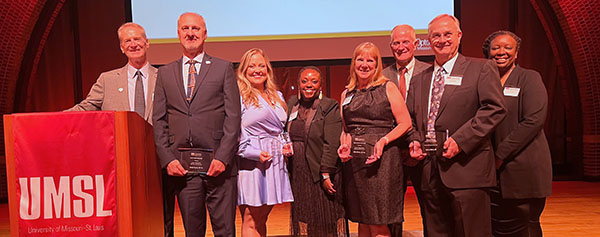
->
xmin=482 ymin=30 xmax=522 ymax=58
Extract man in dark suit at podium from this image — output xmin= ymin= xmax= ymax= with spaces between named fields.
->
xmin=382 ymin=24 xmax=430 ymax=237
xmin=67 ymin=22 xmax=157 ymax=124
xmin=153 ymin=12 xmax=241 ymax=237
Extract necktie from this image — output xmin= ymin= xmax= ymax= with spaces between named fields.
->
xmin=426 ymin=67 xmax=445 ymax=142
xmin=186 ymin=60 xmax=198 ymax=101
xmin=398 ymin=66 xmax=408 ymax=99
xmin=134 ymin=70 xmax=145 ymax=118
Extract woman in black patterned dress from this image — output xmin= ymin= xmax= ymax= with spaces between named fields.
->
xmin=337 ymin=42 xmax=412 ymax=237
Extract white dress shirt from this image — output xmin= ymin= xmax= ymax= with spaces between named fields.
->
xmin=427 ymin=53 xmax=459 ymax=115
xmin=396 ymin=57 xmax=416 ymax=91
xmin=181 ymin=53 xmax=205 ymax=94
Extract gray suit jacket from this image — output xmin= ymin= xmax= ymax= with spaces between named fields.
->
xmin=406 ymin=54 xmax=506 ymax=189
xmin=382 ymin=59 xmax=430 ymax=91
xmin=153 ymin=54 xmax=241 ymax=176
xmin=493 ymin=65 xmax=552 ymax=199
xmin=67 ymin=64 xmax=158 ymax=124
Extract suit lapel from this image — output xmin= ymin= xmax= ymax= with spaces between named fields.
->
xmin=420 ymin=67 xmax=434 ymax=130
xmin=390 ymin=66 xmax=399 ymax=86
xmin=145 ymin=66 xmax=158 ymax=120
xmin=116 ymin=66 xmax=130 ymax=111
xmin=190 ymin=54 xmax=212 ymax=101
xmin=172 ymin=59 xmax=188 ymax=104
xmin=413 ymin=60 xmax=429 ymax=76
xmin=504 ymin=65 xmax=521 ymax=87
xmin=437 ymin=54 xmax=469 ymax=117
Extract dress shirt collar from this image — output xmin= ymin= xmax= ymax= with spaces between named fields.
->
xmin=433 ymin=53 xmax=459 ymax=75
xmin=183 ymin=53 xmax=205 ymax=66
xmin=397 ymin=57 xmax=416 ymax=73
xmin=127 ymin=62 xmax=149 ymax=79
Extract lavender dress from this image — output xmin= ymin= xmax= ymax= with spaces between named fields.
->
xmin=237 ymin=92 xmax=294 ymax=207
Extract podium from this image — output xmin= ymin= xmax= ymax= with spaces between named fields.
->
xmin=3 ymin=111 xmax=163 ymax=236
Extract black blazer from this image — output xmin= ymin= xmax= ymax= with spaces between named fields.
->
xmin=406 ymin=54 xmax=506 ymax=189
xmin=493 ymin=65 xmax=552 ymax=199
xmin=286 ymin=95 xmax=342 ymax=183
xmin=153 ymin=54 xmax=241 ymax=176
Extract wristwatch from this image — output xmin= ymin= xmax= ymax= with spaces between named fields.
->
xmin=321 ymin=174 xmax=330 ymax=180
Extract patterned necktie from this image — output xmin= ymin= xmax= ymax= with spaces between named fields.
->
xmin=134 ymin=70 xmax=145 ymax=118
xmin=426 ymin=67 xmax=445 ymax=142
xmin=398 ymin=66 xmax=408 ymax=99
xmin=186 ymin=60 xmax=198 ymax=101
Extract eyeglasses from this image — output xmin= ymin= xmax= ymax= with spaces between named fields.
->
xmin=429 ymin=32 xmax=455 ymax=41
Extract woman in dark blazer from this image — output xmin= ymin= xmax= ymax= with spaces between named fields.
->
xmin=483 ymin=30 xmax=552 ymax=237
xmin=286 ymin=66 xmax=346 ymax=236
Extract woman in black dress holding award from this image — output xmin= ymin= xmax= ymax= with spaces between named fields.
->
xmin=286 ymin=66 xmax=346 ymax=236
xmin=337 ymin=42 xmax=412 ymax=236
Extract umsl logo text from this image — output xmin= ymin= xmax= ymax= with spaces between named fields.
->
xmin=18 ymin=175 xmax=112 ymax=220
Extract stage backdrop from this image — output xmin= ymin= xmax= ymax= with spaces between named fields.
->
xmin=12 ymin=112 xmax=117 ymax=236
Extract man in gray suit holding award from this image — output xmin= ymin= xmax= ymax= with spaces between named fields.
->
xmin=67 ymin=22 xmax=157 ymax=124
xmin=153 ymin=12 xmax=241 ymax=236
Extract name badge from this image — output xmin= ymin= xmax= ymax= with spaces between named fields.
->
xmin=288 ymin=111 xmax=298 ymax=122
xmin=445 ymin=75 xmax=462 ymax=86
xmin=503 ymin=87 xmax=520 ymax=97
xmin=342 ymin=94 xmax=354 ymax=106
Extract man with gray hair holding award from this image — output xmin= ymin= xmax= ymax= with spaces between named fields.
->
xmin=406 ymin=14 xmax=506 ymax=236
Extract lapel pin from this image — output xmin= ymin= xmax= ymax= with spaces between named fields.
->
xmin=205 ymin=60 xmax=211 ymax=65
xmin=118 ymin=88 xmax=124 ymax=92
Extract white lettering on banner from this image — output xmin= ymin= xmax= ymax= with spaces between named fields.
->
xmin=18 ymin=175 xmax=112 ymax=220
xmin=44 ymin=176 xmax=71 ymax=219
xmin=19 ymin=177 xmax=41 ymax=220
xmin=72 ymin=176 xmax=93 ymax=217
xmin=95 ymin=175 xmax=112 ymax=217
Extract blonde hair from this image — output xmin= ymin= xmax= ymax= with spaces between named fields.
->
xmin=346 ymin=42 xmax=387 ymax=92
xmin=237 ymin=48 xmax=287 ymax=112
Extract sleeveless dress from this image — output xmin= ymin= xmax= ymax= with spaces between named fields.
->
xmin=288 ymin=99 xmax=347 ymax=236
xmin=341 ymin=82 xmax=404 ymax=224
xmin=237 ymin=93 xmax=294 ymax=206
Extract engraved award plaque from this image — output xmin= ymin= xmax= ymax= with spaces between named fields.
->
xmin=178 ymin=148 xmax=214 ymax=174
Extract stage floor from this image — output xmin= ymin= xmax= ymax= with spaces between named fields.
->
xmin=0 ymin=181 xmax=598 ymax=236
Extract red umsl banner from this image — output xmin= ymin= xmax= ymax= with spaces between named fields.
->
xmin=12 ymin=112 xmax=117 ymax=236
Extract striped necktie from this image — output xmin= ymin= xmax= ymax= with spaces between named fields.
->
xmin=186 ymin=60 xmax=198 ymax=101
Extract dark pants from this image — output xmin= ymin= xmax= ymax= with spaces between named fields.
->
xmin=163 ymin=172 xmax=237 ymax=237
xmin=491 ymin=186 xmax=546 ymax=237
xmin=416 ymin=155 xmax=492 ymax=237
xmin=388 ymin=149 xmax=428 ymax=237
xmin=163 ymin=172 xmax=175 ymax=237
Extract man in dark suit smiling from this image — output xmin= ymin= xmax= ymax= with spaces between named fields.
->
xmin=406 ymin=14 xmax=506 ymax=237
xmin=153 ymin=12 xmax=241 ymax=237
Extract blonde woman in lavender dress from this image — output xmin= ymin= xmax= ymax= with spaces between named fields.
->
xmin=236 ymin=48 xmax=293 ymax=237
